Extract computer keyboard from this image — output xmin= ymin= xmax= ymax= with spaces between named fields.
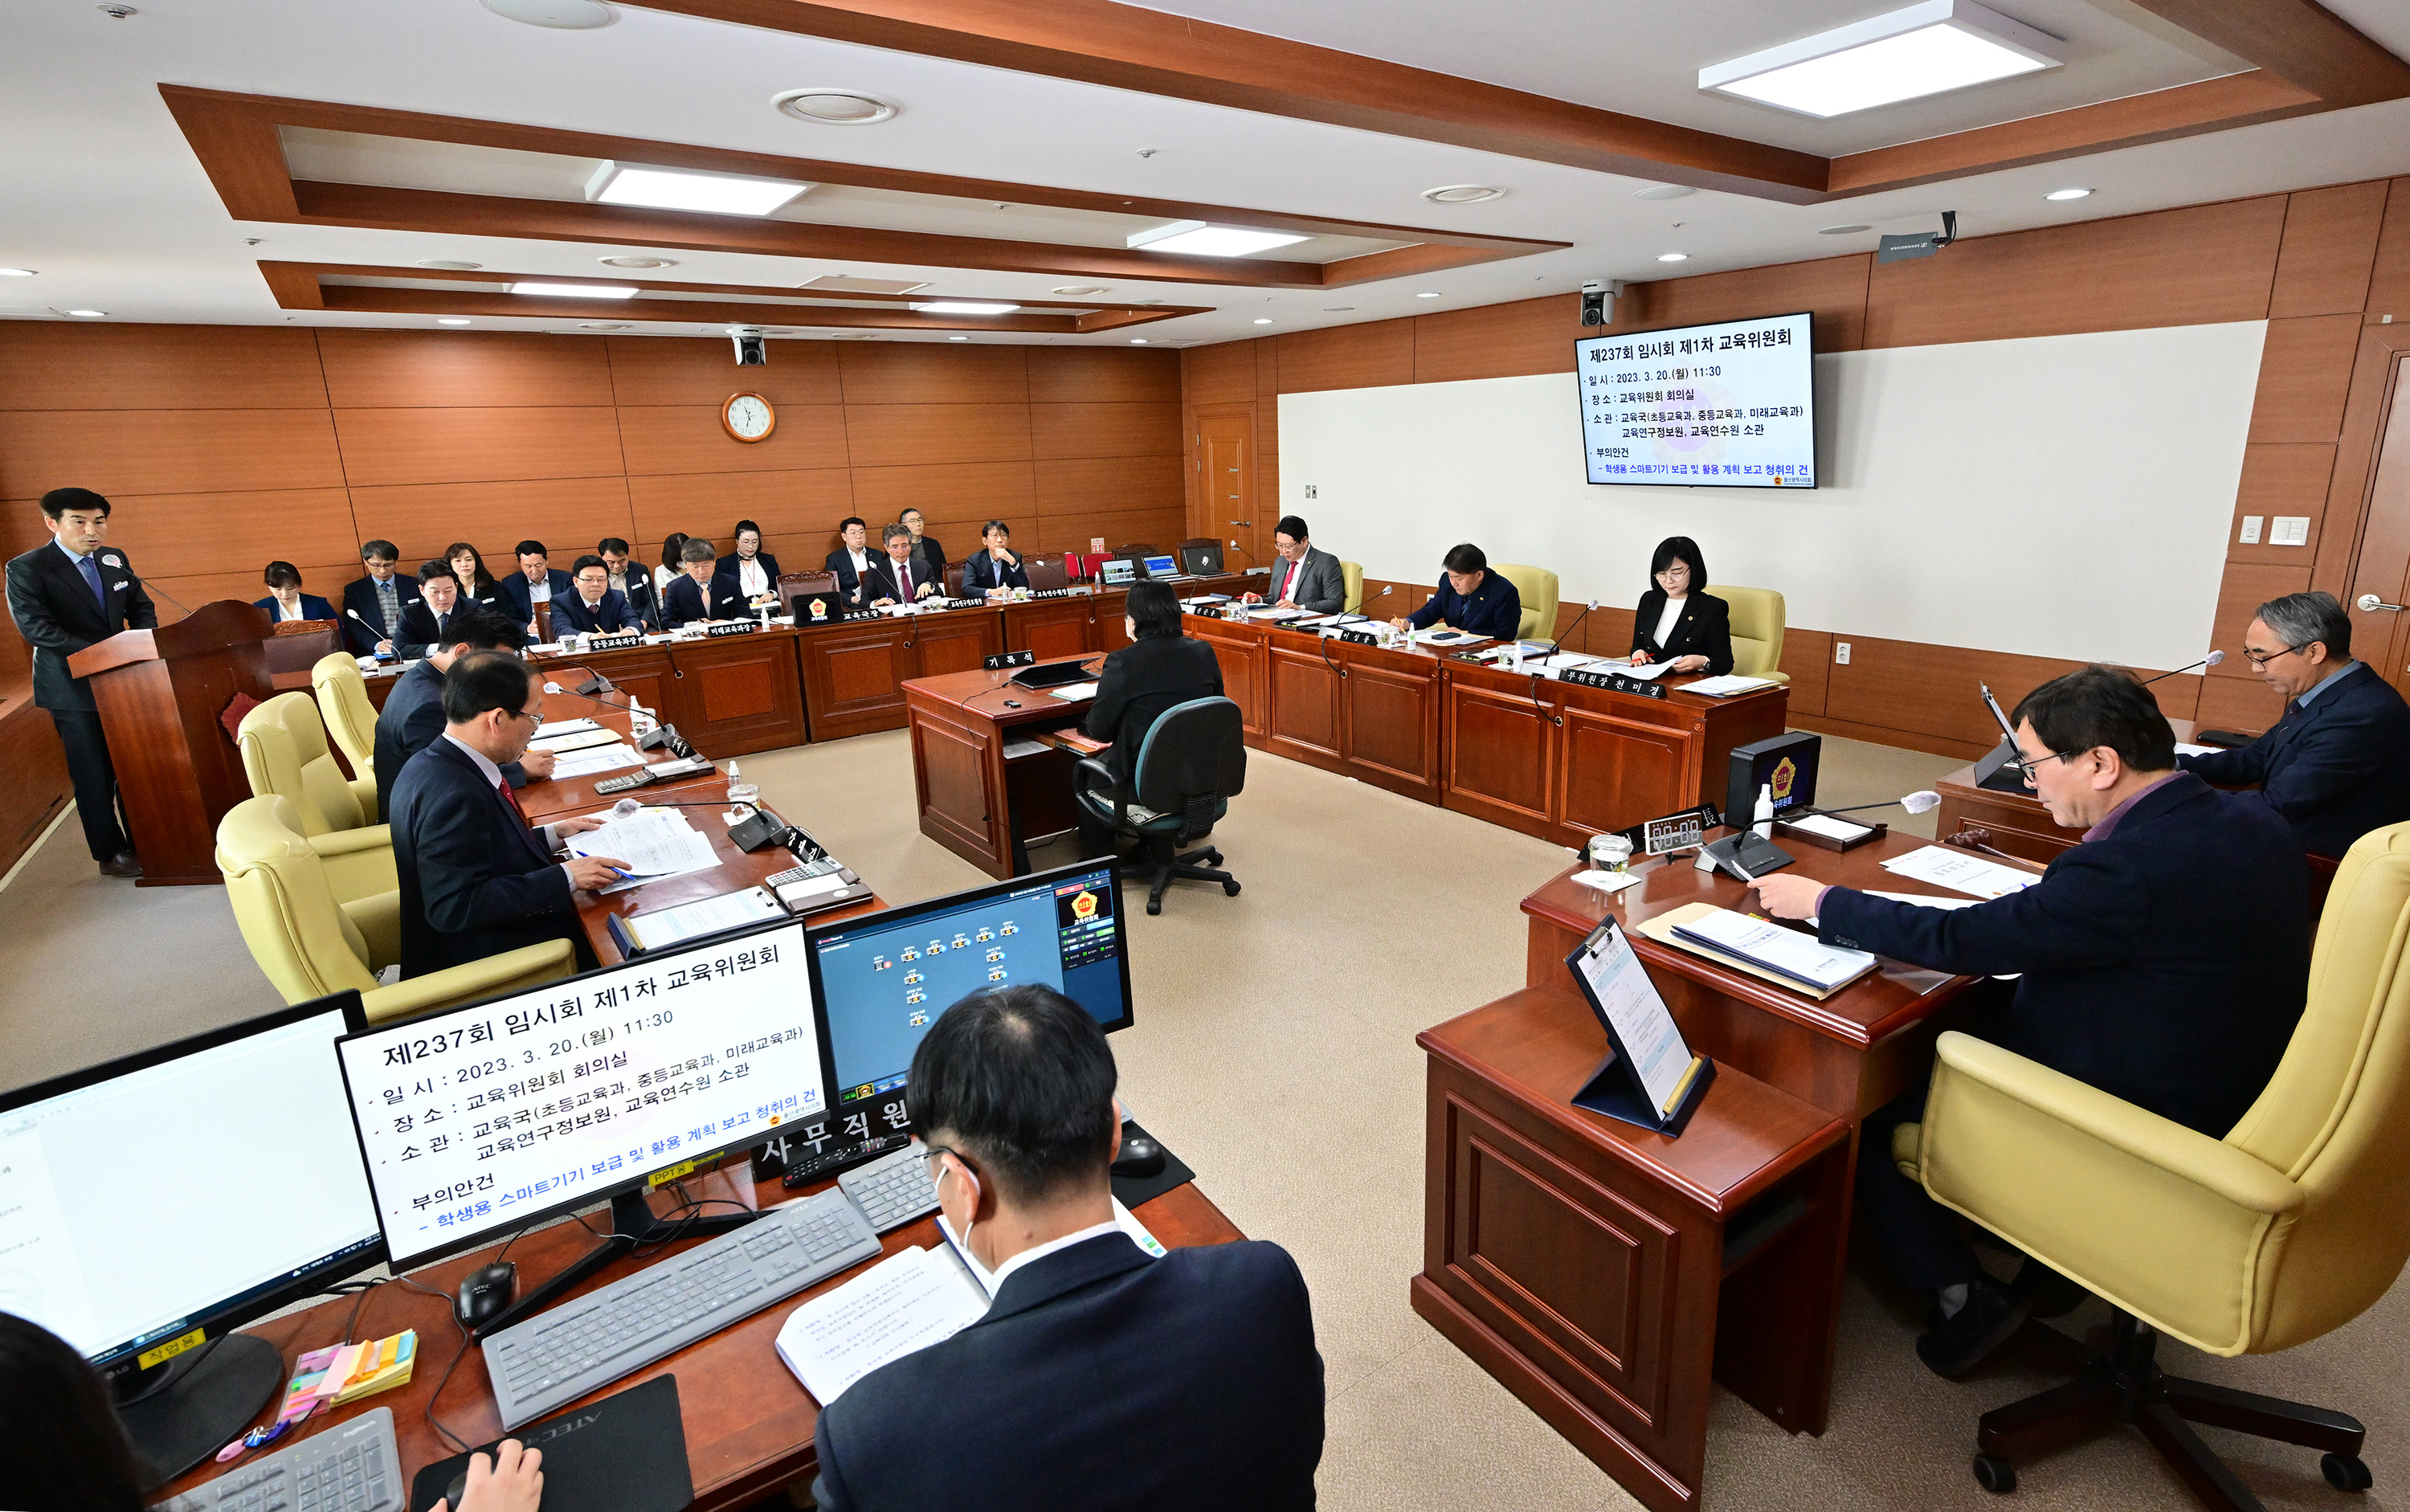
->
xmin=152 ymin=1408 xmax=400 ymax=1512
xmin=482 ymin=1188 xmax=881 ymax=1428
xmin=836 ymin=1144 xmax=942 ymax=1233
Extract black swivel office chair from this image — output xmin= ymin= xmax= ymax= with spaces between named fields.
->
xmin=1072 ymin=696 xmax=1246 ymax=914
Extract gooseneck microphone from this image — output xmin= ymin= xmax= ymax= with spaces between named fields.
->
xmin=2141 ymin=650 xmax=2224 ymax=684
xmin=1816 ymin=790 xmax=1942 ymax=817
xmin=541 ymin=680 xmax=631 ymax=711
xmin=143 ymin=578 xmax=195 ymax=616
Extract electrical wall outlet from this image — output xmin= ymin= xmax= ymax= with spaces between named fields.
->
xmin=2271 ymin=517 xmax=2310 ymax=546
xmin=1834 ymin=641 xmax=1851 ymax=665
xmin=2238 ymin=515 xmax=2264 ymax=544
xmin=1305 ymin=484 xmax=1318 ymax=499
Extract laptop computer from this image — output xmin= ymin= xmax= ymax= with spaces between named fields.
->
xmin=1142 ymin=554 xmax=1184 ymax=580
xmin=1178 ymin=543 xmax=1224 ymax=575
xmin=1100 ymin=558 xmax=1138 ymax=586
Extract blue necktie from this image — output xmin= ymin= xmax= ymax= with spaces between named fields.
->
xmin=76 ymin=553 xmax=105 ymax=611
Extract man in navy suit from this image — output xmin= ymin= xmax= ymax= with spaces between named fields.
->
xmin=341 ymin=539 xmax=423 ymax=657
xmin=1392 ymin=541 xmax=1520 ymax=641
xmin=1756 ymin=665 xmax=2310 ymax=1379
xmin=813 ymin=985 xmax=1322 ymax=1512
xmin=553 ymin=555 xmax=640 ymax=635
xmin=598 ymin=537 xmax=659 ymax=629
xmin=394 ymin=562 xmax=465 ymax=660
xmin=497 ymin=540 xmax=574 ymax=633
xmin=4 ymin=487 xmax=157 ymax=877
xmin=662 ymin=537 xmax=747 ymax=627
xmin=371 ymin=606 xmax=545 ymax=823
xmin=824 ymin=517 xmax=876 ymax=606
xmin=861 ymin=523 xmax=937 ymax=607
xmin=386 ymin=652 xmax=624 ymax=978
xmin=2179 ymin=590 xmax=2410 ymax=856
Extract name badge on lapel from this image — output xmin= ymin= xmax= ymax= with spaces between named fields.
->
xmin=101 ymin=554 xmax=123 ymax=568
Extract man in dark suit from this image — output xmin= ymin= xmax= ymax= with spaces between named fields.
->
xmin=386 ymin=652 xmax=624 ymax=978
xmin=1755 ymin=665 xmax=2310 ymax=1378
xmin=1244 ymin=514 xmax=1345 ymax=614
xmin=598 ymin=537 xmax=659 ymax=629
xmin=812 ymin=985 xmax=1322 ymax=1512
xmin=1392 ymin=541 xmax=1520 ymax=641
xmin=898 ymin=507 xmax=946 ymax=585
xmin=4 ymin=487 xmax=157 ymax=877
xmin=553 ymin=555 xmax=640 ymax=635
xmin=497 ymin=540 xmax=574 ymax=633
xmin=824 ymin=517 xmax=876 ymax=606
xmin=341 ymin=539 xmax=422 ymax=658
xmin=959 ymin=519 xmax=1030 ymax=596
xmin=371 ymin=606 xmax=545 ymax=823
xmin=2179 ymin=590 xmax=2410 ymax=856
xmin=394 ymin=562 xmax=464 ymax=659
xmin=662 ymin=537 xmax=748 ymax=627
xmin=862 ymin=523 xmax=937 ymax=607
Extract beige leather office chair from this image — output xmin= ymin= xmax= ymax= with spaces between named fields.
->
xmin=1708 ymin=584 xmax=1788 ymax=683
xmin=1492 ymin=564 xmax=1558 ymax=642
xmin=1340 ymin=560 xmax=1363 ymax=615
xmin=1896 ymin=820 xmax=2410 ymax=1503
xmin=236 ymin=693 xmax=395 ymax=901
xmin=311 ymin=652 xmax=379 ymax=791
xmin=218 ymin=796 xmax=573 ymax=1025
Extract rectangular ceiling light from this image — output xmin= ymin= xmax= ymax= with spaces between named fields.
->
xmin=908 ymin=300 xmax=1022 ymax=316
xmin=583 ymin=161 xmax=811 ymax=216
xmin=1125 ymin=220 xmax=1309 ymax=257
xmin=1699 ymin=0 xmax=2063 ymax=119
xmin=508 ymin=282 xmax=639 ymax=298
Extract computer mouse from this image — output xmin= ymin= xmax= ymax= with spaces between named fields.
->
xmin=443 ymin=1470 xmax=468 ymax=1511
xmin=456 ymin=1261 xmax=517 ymax=1329
xmin=1111 ymin=1130 xmax=1166 ymax=1179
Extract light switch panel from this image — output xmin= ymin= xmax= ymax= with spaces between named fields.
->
xmin=2271 ymin=517 xmax=2311 ymax=547
xmin=2239 ymin=515 xmax=2264 ymax=544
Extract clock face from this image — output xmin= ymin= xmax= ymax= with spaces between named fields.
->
xmin=723 ymin=392 xmax=775 ymax=442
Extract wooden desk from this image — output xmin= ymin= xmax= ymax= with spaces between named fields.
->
xmin=155 ymin=1178 xmax=1245 ymax=1512
xmin=1415 ymin=984 xmax=1850 ymax=1512
xmin=902 ymin=656 xmax=1104 ymax=879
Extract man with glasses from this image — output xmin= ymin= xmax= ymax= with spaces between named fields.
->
xmin=2177 ymin=590 xmax=2410 ymax=857
xmin=1753 ymin=665 xmax=2309 ymax=1380
xmin=811 ymin=985 xmax=1323 ymax=1512
xmin=387 ymin=651 xmax=626 ymax=979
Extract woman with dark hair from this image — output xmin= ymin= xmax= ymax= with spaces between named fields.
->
xmin=654 ymin=532 xmax=691 ymax=602
xmin=1075 ymin=581 xmax=1223 ymax=855
xmin=445 ymin=542 xmax=503 ymax=611
xmin=254 ymin=561 xmax=335 ymax=623
xmin=716 ymin=520 xmax=781 ymax=605
xmin=960 ymin=519 xmax=1028 ymax=596
xmin=1629 ymin=535 xmax=1734 ymax=676
xmin=0 ymin=1312 xmax=146 ymax=1512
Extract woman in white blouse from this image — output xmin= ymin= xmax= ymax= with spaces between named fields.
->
xmin=252 ymin=561 xmax=334 ymax=623
xmin=1628 ymin=536 xmax=1734 ymax=676
xmin=653 ymin=532 xmax=690 ymax=601
xmin=716 ymin=519 xmax=782 ymax=605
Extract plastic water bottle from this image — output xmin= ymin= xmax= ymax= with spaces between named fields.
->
xmin=1753 ymin=783 xmax=1775 ymax=839
xmin=726 ymin=760 xmax=758 ymax=811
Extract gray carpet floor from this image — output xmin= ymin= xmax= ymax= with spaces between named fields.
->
xmin=2 ymin=730 xmax=2399 ymax=1511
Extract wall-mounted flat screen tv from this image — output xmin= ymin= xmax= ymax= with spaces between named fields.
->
xmin=1576 ymin=311 xmax=1816 ymax=489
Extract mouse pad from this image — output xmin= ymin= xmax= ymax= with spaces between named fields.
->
xmin=1109 ymin=1119 xmax=1196 ymax=1212
xmin=409 ymin=1374 xmax=691 ymax=1512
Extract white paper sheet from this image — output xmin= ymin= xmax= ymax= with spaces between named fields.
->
xmin=549 ymin=743 xmax=643 ymax=779
xmin=1681 ymin=675 xmax=1778 ymax=697
xmin=620 ymin=888 xmax=784 ymax=950
xmin=533 ymin=717 xmax=600 ymax=738
xmin=2174 ymin=742 xmax=2224 ymax=758
xmin=528 ymin=726 xmax=622 ymax=754
xmin=1048 ymin=683 xmax=1100 ymax=702
xmin=1879 ymin=845 xmax=2039 ymax=900
xmin=1787 ymin=813 xmax=1873 ymax=842
xmin=1571 ymin=868 xmax=1643 ymax=895
xmin=1867 ymin=889 xmax=1985 ymax=911
xmin=1570 ymin=920 xmax=1696 ymax=1115
xmin=1673 ymin=908 xmax=1879 ymax=992
xmin=1592 ymin=658 xmax=1673 ymax=680
xmin=774 ymin=1246 xmax=989 ymax=1405
xmin=569 ymin=808 xmax=719 ymax=885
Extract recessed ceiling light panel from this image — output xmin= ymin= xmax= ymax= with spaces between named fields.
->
xmin=2044 ymin=186 xmax=2093 ymax=201
xmin=436 ymin=317 xmax=472 ymax=325
xmin=1253 ymin=318 xmax=1274 ymax=325
xmin=1421 ymin=185 xmax=1505 ymax=203
xmin=1632 ymin=185 xmax=1697 ymax=201
xmin=599 ymin=255 xmax=676 ymax=268
xmin=1700 ymin=0 xmax=2063 ymax=119
xmin=480 ymin=0 xmax=613 ymax=28
xmin=60 ymin=309 xmax=107 ymax=318
xmin=1656 ymin=252 xmax=1689 ymax=263
xmin=585 ymin=161 xmax=810 ymax=217
xmin=1129 ymin=339 xmax=1148 ymax=345
xmin=0 ymin=268 xmax=38 ymax=276
xmin=1415 ymin=292 xmax=1442 ymax=299
xmin=1051 ymin=285 xmax=1108 ymax=296
xmin=415 ymin=259 xmax=482 ymax=270
xmin=773 ymin=88 xmax=899 ymax=125
xmin=1819 ymin=223 xmax=1874 ymax=235
xmin=509 ymin=281 xmax=639 ymax=298
xmin=909 ymin=301 xmax=1019 ymax=316
xmin=1126 ymin=221 xmax=1307 ymax=257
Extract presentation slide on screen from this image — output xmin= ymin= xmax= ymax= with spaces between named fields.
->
xmin=1577 ymin=312 xmax=1816 ymax=488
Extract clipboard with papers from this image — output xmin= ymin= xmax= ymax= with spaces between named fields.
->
xmin=1563 ymin=917 xmax=1715 ymax=1135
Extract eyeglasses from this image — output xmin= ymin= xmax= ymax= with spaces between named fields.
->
xmin=503 ymin=706 xmax=541 ymax=725
xmin=2002 ymin=746 xmax=2083 ymax=781
xmin=921 ymin=1142 xmax=976 ymax=1183
xmin=2242 ymin=643 xmax=2302 ymax=669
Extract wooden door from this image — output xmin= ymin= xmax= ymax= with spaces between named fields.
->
xmin=1197 ymin=408 xmax=1257 ymax=568
xmin=2348 ymin=353 xmax=2410 ymax=705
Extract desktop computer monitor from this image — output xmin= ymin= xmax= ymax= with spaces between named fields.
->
xmin=0 ymin=1000 xmax=383 ymax=1480
xmin=333 ymin=917 xmax=826 ymax=1272
xmin=806 ymin=861 xmax=1134 ymax=1120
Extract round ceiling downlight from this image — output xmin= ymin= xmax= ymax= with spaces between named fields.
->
xmin=1421 ymin=185 xmax=1504 ymax=204
xmin=480 ymin=0 xmax=614 ymax=28
xmin=2045 ymin=187 xmax=2093 ymax=202
xmin=600 ymin=255 xmax=676 ymax=269
xmin=774 ymin=89 xmax=899 ymax=125
xmin=1633 ymin=185 xmax=1697 ymax=201
xmin=415 ymin=259 xmax=483 ymax=271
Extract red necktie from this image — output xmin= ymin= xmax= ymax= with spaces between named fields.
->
xmin=496 ymin=778 xmax=528 ymax=831
xmin=1281 ymin=559 xmax=1299 ymax=601
xmin=900 ymin=562 xmax=913 ymax=599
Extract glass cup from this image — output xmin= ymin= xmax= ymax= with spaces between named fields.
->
xmin=1588 ymin=832 xmax=1634 ymax=873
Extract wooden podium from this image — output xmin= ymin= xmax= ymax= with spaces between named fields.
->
xmin=67 ymin=601 xmax=276 ymax=886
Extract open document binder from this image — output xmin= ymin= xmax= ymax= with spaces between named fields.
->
xmin=1564 ymin=917 xmax=1714 ymax=1135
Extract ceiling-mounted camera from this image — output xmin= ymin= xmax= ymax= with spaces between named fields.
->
xmin=729 ymin=325 xmax=768 ymax=366
xmin=1579 ymin=279 xmax=1625 ymax=327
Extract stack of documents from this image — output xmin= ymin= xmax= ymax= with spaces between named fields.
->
xmin=533 ymin=717 xmax=600 ymax=738
xmin=569 ymin=807 xmax=721 ymax=891
xmin=1878 ymin=845 xmax=2037 ymax=899
xmin=1669 ymin=907 xmax=1879 ymax=993
xmin=529 ymin=725 xmax=623 ymax=754
xmin=550 ymin=743 xmax=644 ymax=779
xmin=1048 ymin=683 xmax=1100 ymax=702
xmin=1588 ymin=658 xmax=1673 ymax=680
xmin=1681 ymin=675 xmax=1779 ymax=697
xmin=614 ymin=888 xmax=783 ymax=953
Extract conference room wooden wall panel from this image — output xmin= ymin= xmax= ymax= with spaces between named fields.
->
xmin=1029 ymin=403 xmax=1180 ymax=460
xmin=1779 ymin=628 xmax=1832 ymax=717
xmin=604 ymin=336 xmax=844 ymax=408
xmin=842 ymin=404 xmax=1032 ymax=469
xmin=1277 ymin=320 xmax=1415 ymax=394
xmin=1026 ymin=347 xmax=1180 ymax=406
xmin=1613 ymin=255 xmax=1873 ymax=353
xmin=623 ymin=467 xmax=855 ymax=545
xmin=1182 ymin=341 xmax=1259 ymax=409
xmin=0 ymin=409 xmax=346 ymax=499
xmin=143 ymin=563 xmax=361 ymax=622
xmin=6 ymin=487 xmax=365 ymax=581
xmin=1035 ymin=507 xmax=1184 ymax=556
xmin=1035 ymin=456 xmax=1183 ymax=519
xmin=838 ymin=344 xmax=1028 ymax=407
xmin=313 ymin=329 xmax=616 ymax=410
xmin=329 ymin=407 xmax=623 ymax=488
xmin=2269 ymin=181 xmax=2391 ymax=320
xmin=0 ymin=323 xmax=330 ymax=412
xmin=2228 ymin=444 xmax=2341 ymax=566
xmin=848 ymin=460 xmax=1038 ymax=533
xmin=1823 ymin=636 xmax=2144 ymax=751
xmin=1861 ymin=197 xmax=2289 ymax=350
xmin=614 ymin=404 xmax=849 ymax=476
xmin=2364 ymin=179 xmax=2410 ymax=324
xmin=0 ymin=700 xmax=73 ymax=878
xmin=2195 ymin=672 xmax=2288 ymax=734
xmin=2206 ymin=562 xmax=2314 ymax=672
xmin=2249 ymin=315 xmax=2367 ymax=443
xmin=346 ymin=476 xmax=637 ymax=566
xmin=1414 ymin=296 xmax=1588 ymax=383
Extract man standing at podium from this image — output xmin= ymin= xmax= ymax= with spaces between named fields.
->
xmin=6 ymin=488 xmax=157 ymax=879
